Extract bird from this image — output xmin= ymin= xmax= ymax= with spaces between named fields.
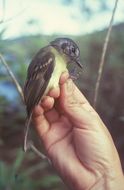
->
xmin=23 ymin=37 xmax=82 ymax=152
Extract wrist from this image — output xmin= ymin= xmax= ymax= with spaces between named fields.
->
xmin=105 ymin=169 xmax=124 ymax=190
xmin=90 ymin=167 xmax=124 ymax=190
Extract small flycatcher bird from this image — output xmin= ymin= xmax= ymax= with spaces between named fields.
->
xmin=24 ymin=38 xmax=82 ymax=152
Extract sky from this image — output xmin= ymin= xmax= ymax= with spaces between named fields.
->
xmin=0 ymin=0 xmax=124 ymax=39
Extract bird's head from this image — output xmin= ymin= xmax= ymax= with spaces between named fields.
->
xmin=50 ymin=38 xmax=82 ymax=68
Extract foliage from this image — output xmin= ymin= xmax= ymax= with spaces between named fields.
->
xmin=0 ymin=149 xmax=63 ymax=190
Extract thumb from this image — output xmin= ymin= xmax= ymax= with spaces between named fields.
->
xmin=60 ymin=79 xmax=98 ymax=128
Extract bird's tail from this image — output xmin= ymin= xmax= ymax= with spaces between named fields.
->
xmin=24 ymin=112 xmax=32 ymax=152
xmin=23 ymin=112 xmax=49 ymax=161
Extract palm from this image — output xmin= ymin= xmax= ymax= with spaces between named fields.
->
xmin=41 ymin=104 xmax=109 ymax=169
xmin=33 ymin=77 xmax=121 ymax=190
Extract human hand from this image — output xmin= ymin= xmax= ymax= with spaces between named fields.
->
xmin=32 ymin=73 xmax=124 ymax=190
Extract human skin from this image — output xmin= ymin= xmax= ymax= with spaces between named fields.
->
xmin=32 ymin=72 xmax=124 ymax=190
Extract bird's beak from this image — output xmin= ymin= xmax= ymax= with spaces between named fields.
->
xmin=75 ymin=59 xmax=83 ymax=68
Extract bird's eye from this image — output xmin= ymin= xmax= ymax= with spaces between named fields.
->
xmin=71 ymin=47 xmax=75 ymax=53
xmin=61 ymin=43 xmax=67 ymax=50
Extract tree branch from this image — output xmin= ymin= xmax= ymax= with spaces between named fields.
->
xmin=0 ymin=53 xmax=24 ymax=101
xmin=93 ymin=0 xmax=119 ymax=109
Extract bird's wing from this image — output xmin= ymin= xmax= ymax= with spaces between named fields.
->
xmin=24 ymin=47 xmax=55 ymax=116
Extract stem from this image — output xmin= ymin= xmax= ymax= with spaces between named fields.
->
xmin=93 ymin=0 xmax=119 ymax=109
xmin=0 ymin=54 xmax=24 ymax=101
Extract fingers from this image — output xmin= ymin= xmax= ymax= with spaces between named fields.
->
xmin=47 ymin=71 xmax=69 ymax=98
xmin=60 ymin=79 xmax=93 ymax=111
xmin=32 ymin=96 xmax=60 ymax=137
xmin=60 ymin=79 xmax=99 ymax=128
xmin=32 ymin=105 xmax=50 ymax=137
xmin=48 ymin=87 xmax=60 ymax=98
xmin=32 ymin=72 xmax=69 ymax=139
xmin=59 ymin=71 xmax=69 ymax=85
xmin=41 ymin=96 xmax=55 ymax=110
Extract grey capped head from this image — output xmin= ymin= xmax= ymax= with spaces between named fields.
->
xmin=50 ymin=38 xmax=82 ymax=68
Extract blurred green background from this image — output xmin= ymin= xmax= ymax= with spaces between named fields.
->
xmin=0 ymin=0 xmax=124 ymax=189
